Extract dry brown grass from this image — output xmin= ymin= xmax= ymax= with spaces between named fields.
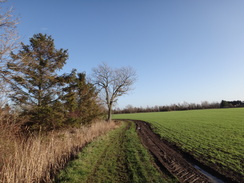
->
xmin=0 ymin=115 xmax=118 ymax=183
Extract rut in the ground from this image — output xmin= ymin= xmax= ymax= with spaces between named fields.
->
xmin=134 ymin=120 xmax=214 ymax=183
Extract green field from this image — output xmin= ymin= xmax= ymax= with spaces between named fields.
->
xmin=55 ymin=121 xmax=175 ymax=183
xmin=113 ymin=108 xmax=244 ymax=181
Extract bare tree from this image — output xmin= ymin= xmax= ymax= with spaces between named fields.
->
xmin=92 ymin=63 xmax=136 ymax=121
xmin=0 ymin=0 xmax=19 ymax=105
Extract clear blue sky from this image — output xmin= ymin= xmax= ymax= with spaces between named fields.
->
xmin=5 ymin=0 xmax=244 ymax=108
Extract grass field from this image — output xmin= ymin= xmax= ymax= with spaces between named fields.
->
xmin=55 ymin=121 xmax=175 ymax=183
xmin=113 ymin=108 xmax=244 ymax=181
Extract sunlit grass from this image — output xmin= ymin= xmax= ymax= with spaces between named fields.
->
xmin=56 ymin=121 xmax=170 ymax=183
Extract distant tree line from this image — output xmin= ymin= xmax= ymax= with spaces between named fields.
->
xmin=114 ymin=100 xmax=244 ymax=114
xmin=114 ymin=101 xmax=221 ymax=114
xmin=220 ymin=100 xmax=244 ymax=108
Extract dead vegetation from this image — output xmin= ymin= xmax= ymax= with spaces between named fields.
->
xmin=0 ymin=113 xmax=118 ymax=183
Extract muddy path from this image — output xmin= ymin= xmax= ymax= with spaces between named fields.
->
xmin=133 ymin=120 xmax=219 ymax=183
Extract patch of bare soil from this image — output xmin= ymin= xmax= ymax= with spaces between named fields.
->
xmin=133 ymin=120 xmax=227 ymax=183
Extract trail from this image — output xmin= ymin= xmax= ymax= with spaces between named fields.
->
xmin=134 ymin=120 xmax=220 ymax=183
xmin=85 ymin=122 xmax=131 ymax=183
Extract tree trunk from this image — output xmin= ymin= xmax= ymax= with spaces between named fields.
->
xmin=107 ymin=104 xmax=112 ymax=122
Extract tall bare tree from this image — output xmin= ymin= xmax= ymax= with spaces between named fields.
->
xmin=0 ymin=0 xmax=19 ymax=105
xmin=92 ymin=63 xmax=136 ymax=121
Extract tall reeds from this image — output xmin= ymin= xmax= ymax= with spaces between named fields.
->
xmin=0 ymin=116 xmax=118 ymax=183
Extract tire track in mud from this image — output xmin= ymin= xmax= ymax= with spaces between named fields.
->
xmin=133 ymin=120 xmax=215 ymax=183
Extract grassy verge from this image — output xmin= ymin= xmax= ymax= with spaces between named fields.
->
xmin=0 ymin=119 xmax=118 ymax=183
xmin=113 ymin=108 xmax=244 ymax=182
xmin=55 ymin=121 xmax=170 ymax=183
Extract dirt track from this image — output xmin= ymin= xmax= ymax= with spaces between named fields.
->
xmin=134 ymin=120 xmax=215 ymax=183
